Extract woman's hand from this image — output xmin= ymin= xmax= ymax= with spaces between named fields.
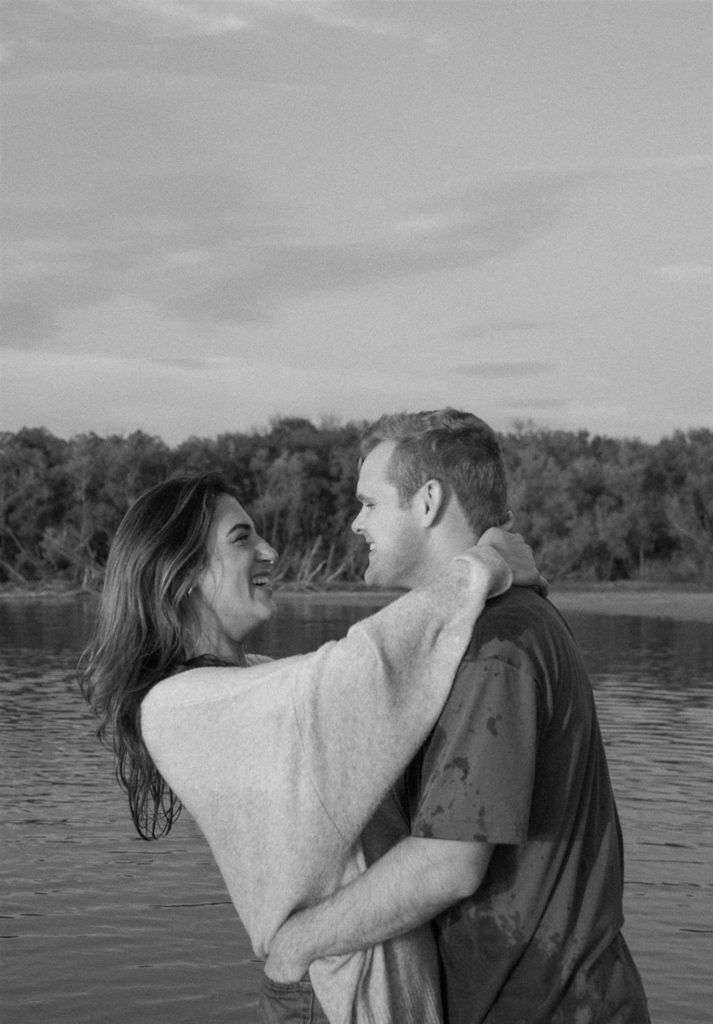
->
xmin=264 ymin=918 xmax=311 ymax=984
xmin=479 ymin=523 xmax=548 ymax=595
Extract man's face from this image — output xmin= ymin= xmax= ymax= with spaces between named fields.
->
xmin=351 ymin=441 xmax=427 ymax=589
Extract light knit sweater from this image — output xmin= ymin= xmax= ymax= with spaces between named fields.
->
xmin=140 ymin=546 xmax=511 ymax=1024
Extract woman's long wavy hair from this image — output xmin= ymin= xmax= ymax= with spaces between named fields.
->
xmin=78 ymin=473 xmax=241 ymax=840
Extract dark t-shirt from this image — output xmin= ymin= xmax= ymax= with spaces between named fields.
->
xmin=407 ymin=587 xmax=649 ymax=1024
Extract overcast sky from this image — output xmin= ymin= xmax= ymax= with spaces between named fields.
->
xmin=2 ymin=0 xmax=711 ymax=444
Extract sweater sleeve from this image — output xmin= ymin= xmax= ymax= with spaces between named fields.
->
xmin=290 ymin=544 xmax=511 ymax=839
xmin=142 ymin=545 xmax=510 ymax=853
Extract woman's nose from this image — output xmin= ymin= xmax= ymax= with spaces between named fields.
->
xmin=257 ymin=537 xmax=278 ymax=563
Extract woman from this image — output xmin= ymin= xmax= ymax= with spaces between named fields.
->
xmin=80 ymin=473 xmax=539 ymax=1024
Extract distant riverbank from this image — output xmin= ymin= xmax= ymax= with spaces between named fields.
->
xmin=275 ymin=582 xmax=713 ymax=624
xmin=547 ymin=584 xmax=712 ymax=623
xmin=1 ymin=581 xmax=711 ymax=623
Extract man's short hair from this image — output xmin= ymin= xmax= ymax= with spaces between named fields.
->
xmin=360 ymin=408 xmax=508 ymax=537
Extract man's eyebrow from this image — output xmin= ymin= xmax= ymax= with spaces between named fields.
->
xmin=355 ymin=491 xmax=372 ymax=504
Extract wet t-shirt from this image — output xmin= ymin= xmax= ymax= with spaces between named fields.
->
xmin=407 ymin=587 xmax=650 ymax=1024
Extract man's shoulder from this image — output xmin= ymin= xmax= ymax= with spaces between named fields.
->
xmin=477 ymin=584 xmax=558 ymax=631
xmin=463 ymin=586 xmax=574 ymax=663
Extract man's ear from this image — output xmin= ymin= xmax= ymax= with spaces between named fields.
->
xmin=417 ymin=478 xmax=445 ymax=527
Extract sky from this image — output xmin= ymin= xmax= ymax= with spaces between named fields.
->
xmin=2 ymin=0 xmax=711 ymax=445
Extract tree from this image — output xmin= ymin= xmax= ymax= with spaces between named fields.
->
xmin=1 ymin=422 xmax=709 ymax=587
xmin=656 ymin=430 xmax=713 ymax=579
xmin=0 ymin=428 xmax=69 ymax=582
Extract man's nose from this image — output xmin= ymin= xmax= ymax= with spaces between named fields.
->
xmin=351 ymin=509 xmax=364 ymax=535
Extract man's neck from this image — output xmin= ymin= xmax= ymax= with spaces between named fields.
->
xmin=408 ymin=525 xmax=478 ymax=590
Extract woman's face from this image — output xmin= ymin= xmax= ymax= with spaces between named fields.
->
xmin=192 ymin=493 xmax=278 ymax=660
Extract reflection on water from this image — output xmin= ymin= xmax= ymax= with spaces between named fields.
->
xmin=562 ymin=611 xmax=713 ymax=1021
xmin=1 ymin=595 xmax=712 ymax=1023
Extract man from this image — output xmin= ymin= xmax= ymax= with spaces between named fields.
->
xmin=266 ymin=409 xmax=650 ymax=1023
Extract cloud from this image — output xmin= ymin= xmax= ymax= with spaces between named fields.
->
xmin=3 ymin=151 xmax=276 ymax=343
xmin=505 ymin=399 xmax=566 ymax=410
xmin=22 ymin=0 xmax=414 ymax=42
xmin=1 ymin=344 xmax=457 ymax=442
xmin=455 ymin=362 xmax=554 ymax=379
xmin=27 ymin=0 xmax=253 ymax=38
xmin=151 ymin=357 xmax=213 ymax=370
xmin=165 ymin=168 xmax=598 ymax=319
xmin=263 ymin=2 xmax=416 ymax=39
xmin=445 ymin=321 xmax=548 ymax=341
xmin=651 ymin=153 xmax=713 ymax=173
xmin=654 ymin=264 xmax=713 ymax=283
xmin=4 ymin=159 xmax=599 ymax=346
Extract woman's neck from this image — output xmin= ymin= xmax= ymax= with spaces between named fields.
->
xmin=190 ymin=635 xmax=249 ymax=667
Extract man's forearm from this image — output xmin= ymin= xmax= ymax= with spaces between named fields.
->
xmin=265 ymin=836 xmax=492 ymax=981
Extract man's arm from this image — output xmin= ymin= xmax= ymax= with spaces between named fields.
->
xmin=264 ymin=836 xmax=493 ymax=982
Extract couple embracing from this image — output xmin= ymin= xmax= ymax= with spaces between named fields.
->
xmin=81 ymin=408 xmax=649 ymax=1024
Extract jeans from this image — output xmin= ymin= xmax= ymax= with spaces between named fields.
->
xmin=258 ymin=973 xmax=331 ymax=1024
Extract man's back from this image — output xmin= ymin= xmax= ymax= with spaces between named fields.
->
xmin=407 ymin=586 xmax=650 ymax=1023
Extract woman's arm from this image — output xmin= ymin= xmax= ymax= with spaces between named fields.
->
xmin=285 ymin=543 xmax=513 ymax=840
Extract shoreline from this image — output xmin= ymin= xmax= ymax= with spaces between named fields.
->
xmin=0 ymin=582 xmax=710 ymax=624
xmin=546 ymin=587 xmax=712 ymax=623
xmin=276 ymin=584 xmax=713 ymax=624
xmin=276 ymin=585 xmax=708 ymax=622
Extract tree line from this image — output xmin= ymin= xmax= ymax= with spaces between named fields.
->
xmin=1 ymin=419 xmax=711 ymax=589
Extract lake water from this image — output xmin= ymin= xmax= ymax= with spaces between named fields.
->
xmin=1 ymin=594 xmax=712 ymax=1023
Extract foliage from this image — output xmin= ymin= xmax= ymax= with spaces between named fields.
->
xmin=1 ymin=421 xmax=711 ymax=588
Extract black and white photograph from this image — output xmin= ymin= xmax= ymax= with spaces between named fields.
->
xmin=2 ymin=2 xmax=711 ymax=1023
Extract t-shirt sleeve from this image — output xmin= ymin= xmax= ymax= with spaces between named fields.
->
xmin=411 ymin=650 xmax=539 ymax=845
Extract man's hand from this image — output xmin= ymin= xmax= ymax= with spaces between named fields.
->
xmin=264 ymin=837 xmax=493 ymax=984
xmin=479 ymin=524 xmax=548 ymax=594
xmin=265 ymin=917 xmax=311 ymax=983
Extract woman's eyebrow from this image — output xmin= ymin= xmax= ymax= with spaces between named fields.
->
xmin=226 ymin=521 xmax=251 ymax=538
